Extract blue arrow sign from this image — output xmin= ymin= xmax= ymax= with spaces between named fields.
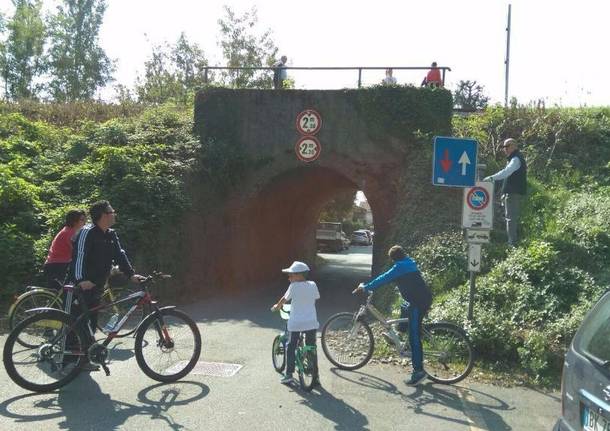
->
xmin=432 ymin=136 xmax=478 ymax=187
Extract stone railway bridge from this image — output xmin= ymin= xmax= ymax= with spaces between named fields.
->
xmin=184 ymin=87 xmax=459 ymax=292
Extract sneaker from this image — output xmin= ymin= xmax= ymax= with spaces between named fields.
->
xmin=405 ymin=370 xmax=427 ymax=386
xmin=280 ymin=374 xmax=295 ymax=385
xmin=80 ymin=362 xmax=101 ymax=372
xmin=311 ymin=377 xmax=321 ymax=388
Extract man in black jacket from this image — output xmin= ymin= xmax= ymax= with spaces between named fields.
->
xmin=69 ymin=200 xmax=144 ymax=369
xmin=484 ymin=138 xmax=527 ymax=246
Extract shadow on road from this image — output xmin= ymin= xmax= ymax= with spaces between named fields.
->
xmin=297 ymin=385 xmax=370 ymax=431
xmin=330 ymin=368 xmax=514 ymax=430
xmin=179 ymin=249 xmax=372 ymax=333
xmin=0 ymin=376 xmax=209 ymax=431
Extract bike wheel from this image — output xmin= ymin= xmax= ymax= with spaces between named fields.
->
xmin=134 ymin=308 xmax=201 ymax=382
xmin=272 ymin=335 xmax=286 ymax=373
xmin=321 ymin=312 xmax=374 ymax=370
xmin=9 ymin=290 xmax=63 ymax=348
xmin=3 ymin=310 xmax=85 ymax=392
xmin=297 ymin=341 xmax=317 ymax=392
xmin=422 ymin=322 xmax=475 ymax=384
xmin=97 ymin=287 xmax=144 ymax=337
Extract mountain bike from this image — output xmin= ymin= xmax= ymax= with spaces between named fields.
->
xmin=271 ymin=304 xmax=318 ymax=392
xmin=8 ymin=278 xmax=144 ymax=343
xmin=321 ymin=291 xmax=474 ymax=384
xmin=3 ymin=272 xmax=201 ymax=393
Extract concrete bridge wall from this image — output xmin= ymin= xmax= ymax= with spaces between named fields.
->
xmin=187 ymin=88 xmax=456 ymax=292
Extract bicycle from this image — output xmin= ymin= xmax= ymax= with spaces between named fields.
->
xmin=8 ymin=277 xmax=144 ymax=343
xmin=271 ymin=304 xmax=318 ymax=392
xmin=320 ymin=291 xmax=474 ymax=384
xmin=3 ymin=272 xmax=202 ymax=393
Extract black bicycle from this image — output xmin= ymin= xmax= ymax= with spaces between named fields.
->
xmin=3 ymin=272 xmax=201 ymax=392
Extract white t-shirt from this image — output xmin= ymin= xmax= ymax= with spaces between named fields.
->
xmin=283 ymin=281 xmax=320 ymax=332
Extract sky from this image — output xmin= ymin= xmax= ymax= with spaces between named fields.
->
xmin=1 ymin=0 xmax=609 ymax=106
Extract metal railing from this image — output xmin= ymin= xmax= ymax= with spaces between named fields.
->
xmin=202 ymin=66 xmax=451 ymax=88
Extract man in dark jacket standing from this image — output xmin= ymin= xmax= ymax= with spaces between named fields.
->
xmin=484 ymin=138 xmax=527 ymax=246
xmin=69 ymin=200 xmax=144 ymax=369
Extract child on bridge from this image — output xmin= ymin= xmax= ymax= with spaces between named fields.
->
xmin=271 ymin=261 xmax=320 ymax=387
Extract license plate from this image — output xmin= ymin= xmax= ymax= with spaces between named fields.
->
xmin=584 ymin=406 xmax=610 ymax=431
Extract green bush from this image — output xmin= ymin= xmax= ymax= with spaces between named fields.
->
xmin=411 ymin=231 xmax=466 ymax=295
xmin=0 ymin=104 xmax=199 ymax=298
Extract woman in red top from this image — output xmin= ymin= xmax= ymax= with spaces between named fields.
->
xmin=43 ymin=209 xmax=87 ymax=290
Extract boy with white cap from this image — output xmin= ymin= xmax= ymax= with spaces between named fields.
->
xmin=271 ymin=261 xmax=320 ymax=386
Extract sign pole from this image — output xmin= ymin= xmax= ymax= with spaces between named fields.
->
xmin=466 ymin=163 xmax=487 ymax=322
xmin=468 ymin=271 xmax=475 ymax=321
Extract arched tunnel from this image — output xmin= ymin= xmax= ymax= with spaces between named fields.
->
xmin=240 ymin=166 xmax=372 ymax=284
xmin=188 ymin=163 xmax=395 ymax=293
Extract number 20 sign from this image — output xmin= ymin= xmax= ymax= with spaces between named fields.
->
xmin=295 ymin=136 xmax=321 ymax=162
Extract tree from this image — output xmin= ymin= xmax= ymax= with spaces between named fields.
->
xmin=453 ymin=80 xmax=490 ymax=112
xmin=3 ymin=0 xmax=46 ymax=100
xmin=47 ymin=0 xmax=114 ymax=101
xmin=135 ymin=33 xmax=209 ymax=104
xmin=318 ymin=191 xmax=357 ymax=223
xmin=217 ymin=6 xmax=278 ymax=88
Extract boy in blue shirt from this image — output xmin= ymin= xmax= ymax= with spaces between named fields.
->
xmin=353 ymin=245 xmax=432 ymax=386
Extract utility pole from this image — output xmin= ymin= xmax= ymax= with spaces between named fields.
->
xmin=504 ymin=4 xmax=512 ymax=107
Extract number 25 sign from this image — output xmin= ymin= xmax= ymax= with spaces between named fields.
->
xmin=295 ymin=136 xmax=321 ymax=162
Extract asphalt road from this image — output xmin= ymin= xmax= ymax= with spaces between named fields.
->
xmin=0 ymin=246 xmax=560 ymax=430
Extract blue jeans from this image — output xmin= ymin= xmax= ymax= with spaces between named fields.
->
xmin=398 ymin=303 xmax=424 ymax=372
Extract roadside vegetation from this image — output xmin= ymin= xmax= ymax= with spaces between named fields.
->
xmin=388 ymin=105 xmax=610 ymax=385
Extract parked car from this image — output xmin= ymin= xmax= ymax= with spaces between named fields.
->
xmin=351 ymin=230 xmax=371 ymax=246
xmin=553 ymin=290 xmax=610 ymax=431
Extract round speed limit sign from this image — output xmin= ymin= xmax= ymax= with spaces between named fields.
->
xmin=296 ymin=109 xmax=322 ymax=135
xmin=295 ymin=136 xmax=321 ymax=162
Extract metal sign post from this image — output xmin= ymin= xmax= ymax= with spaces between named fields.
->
xmin=464 ymin=164 xmax=492 ymax=321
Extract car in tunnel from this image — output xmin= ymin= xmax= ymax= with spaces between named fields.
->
xmin=351 ymin=230 xmax=371 ymax=246
xmin=553 ymin=290 xmax=610 ymax=431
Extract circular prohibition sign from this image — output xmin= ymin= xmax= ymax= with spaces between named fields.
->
xmin=296 ymin=109 xmax=322 ymax=135
xmin=466 ymin=186 xmax=490 ymax=210
xmin=295 ymin=136 xmax=321 ymax=162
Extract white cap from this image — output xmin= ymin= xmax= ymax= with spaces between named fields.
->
xmin=281 ymin=261 xmax=310 ymax=274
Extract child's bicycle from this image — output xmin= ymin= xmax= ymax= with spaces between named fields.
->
xmin=321 ymin=291 xmax=474 ymax=384
xmin=271 ymin=304 xmax=318 ymax=392
xmin=8 ymin=275 xmax=144 ymax=343
xmin=3 ymin=272 xmax=201 ymax=393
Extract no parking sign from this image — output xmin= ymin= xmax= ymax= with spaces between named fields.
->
xmin=462 ymin=181 xmax=494 ymax=229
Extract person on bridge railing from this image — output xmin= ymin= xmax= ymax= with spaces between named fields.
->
xmin=271 ymin=261 xmax=320 ymax=387
xmin=382 ymin=68 xmax=397 ymax=86
xmin=353 ymin=245 xmax=433 ymax=386
xmin=421 ymin=61 xmax=442 ymax=88
xmin=272 ymin=55 xmax=288 ymax=89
